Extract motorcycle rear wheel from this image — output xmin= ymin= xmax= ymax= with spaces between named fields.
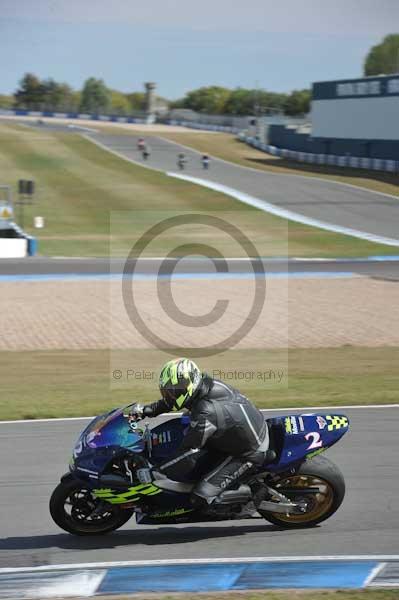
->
xmin=260 ymin=455 xmax=345 ymax=528
xmin=50 ymin=479 xmax=134 ymax=536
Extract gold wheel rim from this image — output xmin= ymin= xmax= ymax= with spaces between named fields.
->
xmin=270 ymin=475 xmax=334 ymax=524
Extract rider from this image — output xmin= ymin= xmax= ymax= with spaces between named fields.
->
xmin=177 ymin=152 xmax=186 ymax=170
xmin=130 ymin=358 xmax=269 ymax=507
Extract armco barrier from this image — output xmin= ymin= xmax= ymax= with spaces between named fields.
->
xmin=0 ymin=109 xmax=242 ymax=132
xmin=239 ymin=133 xmax=399 ymax=174
xmin=1 ymin=108 xmax=146 ymax=125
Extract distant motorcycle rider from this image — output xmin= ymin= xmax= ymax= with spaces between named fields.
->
xmin=177 ymin=152 xmax=187 ymax=170
xmin=130 ymin=358 xmax=269 ymax=507
xmin=142 ymin=144 xmax=150 ymax=161
xmin=202 ymin=154 xmax=210 ymax=170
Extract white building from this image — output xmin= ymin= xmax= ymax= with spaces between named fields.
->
xmin=311 ymin=74 xmax=399 ymax=140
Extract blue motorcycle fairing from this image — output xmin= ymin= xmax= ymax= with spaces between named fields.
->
xmin=70 ymin=405 xmax=145 ymax=478
xmin=147 ymin=413 xmax=350 ymax=473
xmin=266 ymin=413 xmax=350 ymax=472
xmin=148 ymin=417 xmax=188 ymax=463
xmin=69 ymin=410 xmax=349 ymax=483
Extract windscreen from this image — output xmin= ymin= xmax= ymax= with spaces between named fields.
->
xmin=77 ymin=405 xmax=145 ymax=453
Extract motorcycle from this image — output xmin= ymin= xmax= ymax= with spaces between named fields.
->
xmin=177 ymin=155 xmax=187 ymax=170
xmin=50 ymin=405 xmax=349 ymax=535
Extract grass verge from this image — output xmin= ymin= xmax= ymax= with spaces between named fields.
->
xmin=93 ymin=591 xmax=399 ymax=600
xmin=1 ymin=347 xmax=398 ymax=420
xmin=0 ymin=122 xmax=395 ymax=257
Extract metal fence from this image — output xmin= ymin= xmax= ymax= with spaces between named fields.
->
xmin=0 ymin=108 xmax=147 ymax=124
xmin=0 ymin=109 xmax=240 ymax=131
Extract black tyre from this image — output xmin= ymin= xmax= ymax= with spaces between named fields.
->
xmin=50 ymin=479 xmax=134 ymax=536
xmin=260 ymin=455 xmax=345 ymax=528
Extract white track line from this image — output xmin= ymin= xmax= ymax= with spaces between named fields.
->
xmin=34 ymin=570 xmax=106 ymax=598
xmin=363 ymin=562 xmax=387 ymax=587
xmin=169 ymin=173 xmax=399 ymax=247
xmin=0 ymin=404 xmax=398 ymax=425
xmin=84 ymin=133 xmax=399 ymax=247
xmin=1 ymin=556 xmax=399 ymax=574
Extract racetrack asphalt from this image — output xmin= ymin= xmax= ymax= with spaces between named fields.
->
xmin=1 ymin=257 xmax=399 ymax=280
xmin=86 ymin=133 xmax=399 ymax=243
xmin=0 ymin=407 xmax=398 ymax=568
xmin=1 ymin=124 xmax=398 ymax=568
xmin=5 ymin=120 xmax=399 ymax=243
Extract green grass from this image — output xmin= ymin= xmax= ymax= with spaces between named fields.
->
xmin=0 ymin=122 xmax=395 ymax=257
xmin=159 ymin=131 xmax=399 ymax=200
xmin=1 ymin=347 xmax=398 ymax=420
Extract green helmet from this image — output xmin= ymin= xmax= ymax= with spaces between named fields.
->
xmin=159 ymin=358 xmax=202 ymax=411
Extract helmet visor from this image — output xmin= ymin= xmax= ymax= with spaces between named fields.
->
xmin=160 ymin=386 xmax=187 ymax=411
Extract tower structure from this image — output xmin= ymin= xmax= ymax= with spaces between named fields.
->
xmin=144 ymin=82 xmax=157 ymax=123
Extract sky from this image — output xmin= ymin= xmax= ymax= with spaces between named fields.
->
xmin=1 ymin=0 xmax=399 ymax=98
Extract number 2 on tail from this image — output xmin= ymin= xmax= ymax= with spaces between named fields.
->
xmin=305 ymin=432 xmax=323 ymax=450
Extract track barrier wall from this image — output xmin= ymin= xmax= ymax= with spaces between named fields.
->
xmin=0 ymin=108 xmax=240 ymax=133
xmin=0 ymin=108 xmax=147 ymax=124
xmin=239 ymin=133 xmax=399 ymax=174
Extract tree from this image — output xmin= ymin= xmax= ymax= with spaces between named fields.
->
xmin=109 ymin=90 xmax=130 ymax=115
xmin=79 ymin=78 xmax=110 ymax=114
xmin=284 ymin=89 xmax=311 ymax=116
xmin=170 ymin=97 xmax=185 ymax=110
xmin=224 ymin=88 xmax=253 ymax=115
xmin=0 ymin=95 xmax=14 ymax=109
xmin=174 ymin=86 xmax=289 ymax=116
xmin=69 ymin=91 xmax=81 ymax=112
xmin=14 ymin=74 xmax=78 ymax=111
xmin=127 ymin=92 xmax=145 ymax=112
xmin=226 ymin=89 xmax=288 ymax=115
xmin=364 ymin=34 xmax=399 ymax=76
xmin=14 ymin=73 xmax=45 ymax=109
xmin=41 ymin=79 xmax=75 ymax=111
xmin=57 ymin=83 xmax=77 ymax=111
xmin=181 ymin=86 xmax=231 ymax=114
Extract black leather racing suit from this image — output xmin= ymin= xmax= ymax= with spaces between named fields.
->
xmin=143 ymin=376 xmax=269 ymax=504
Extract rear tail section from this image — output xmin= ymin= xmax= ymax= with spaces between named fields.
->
xmin=266 ymin=413 xmax=350 ymax=472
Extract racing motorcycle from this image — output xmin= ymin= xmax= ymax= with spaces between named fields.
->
xmin=50 ymin=405 xmax=349 ymax=535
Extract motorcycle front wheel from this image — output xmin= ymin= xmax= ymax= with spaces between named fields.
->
xmin=50 ymin=479 xmax=134 ymax=536
xmin=260 ymin=455 xmax=345 ymax=528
